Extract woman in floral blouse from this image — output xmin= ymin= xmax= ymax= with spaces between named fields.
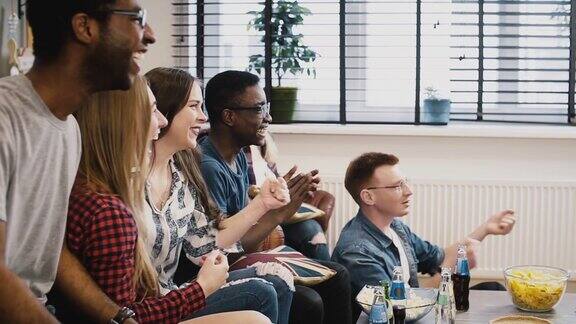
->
xmin=144 ymin=68 xmax=295 ymax=324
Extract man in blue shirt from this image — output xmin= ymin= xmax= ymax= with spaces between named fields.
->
xmin=332 ymin=152 xmax=516 ymax=305
xmin=199 ymin=70 xmax=353 ymax=324
xmin=198 ymin=71 xmax=318 ymax=252
xmin=200 ymin=135 xmax=251 ymax=217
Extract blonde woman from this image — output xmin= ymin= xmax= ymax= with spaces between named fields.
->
xmin=65 ymin=76 xmax=271 ymax=324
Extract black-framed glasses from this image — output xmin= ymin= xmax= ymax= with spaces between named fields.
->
xmin=229 ymin=102 xmax=271 ymax=118
xmin=108 ymin=9 xmax=148 ymax=28
xmin=365 ymin=178 xmax=410 ymax=193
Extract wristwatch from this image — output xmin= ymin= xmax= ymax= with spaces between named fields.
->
xmin=110 ymin=307 xmax=136 ymax=324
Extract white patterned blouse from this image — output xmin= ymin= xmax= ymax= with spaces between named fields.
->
xmin=143 ymin=159 xmax=242 ymax=294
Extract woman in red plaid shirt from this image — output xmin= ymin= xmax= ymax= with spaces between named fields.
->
xmin=66 ymin=76 xmax=273 ymax=324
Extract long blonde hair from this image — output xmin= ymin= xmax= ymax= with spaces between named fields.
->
xmin=75 ymin=76 xmax=159 ymax=298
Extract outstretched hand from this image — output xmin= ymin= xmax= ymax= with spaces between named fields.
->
xmin=484 ymin=209 xmax=516 ymax=236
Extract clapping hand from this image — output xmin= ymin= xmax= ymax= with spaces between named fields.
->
xmin=258 ymin=177 xmax=291 ymax=210
xmin=283 ymin=166 xmax=320 ymax=201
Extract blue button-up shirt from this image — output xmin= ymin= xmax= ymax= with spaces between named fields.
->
xmin=331 ymin=209 xmax=445 ymax=297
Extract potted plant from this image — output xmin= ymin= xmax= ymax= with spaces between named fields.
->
xmin=247 ymin=1 xmax=319 ymax=123
xmin=422 ymin=86 xmax=451 ymax=125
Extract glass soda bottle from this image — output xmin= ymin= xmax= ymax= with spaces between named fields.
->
xmin=369 ymin=287 xmax=389 ymax=324
xmin=451 ymin=244 xmax=470 ymax=311
xmin=435 ymin=268 xmax=456 ymax=324
xmin=390 ymin=266 xmax=407 ymax=324
xmin=390 ymin=266 xmax=407 ymax=302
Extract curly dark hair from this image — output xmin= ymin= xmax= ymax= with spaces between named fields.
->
xmin=204 ymin=70 xmax=261 ymax=129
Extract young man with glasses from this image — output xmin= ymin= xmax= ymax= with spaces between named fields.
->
xmin=198 ymin=70 xmax=354 ymax=324
xmin=0 ymin=0 xmax=154 ymax=322
xmin=199 ymin=70 xmax=324 ymax=258
xmin=332 ymin=152 xmax=516 ymax=319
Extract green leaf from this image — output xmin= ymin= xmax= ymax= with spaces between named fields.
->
xmin=245 ymin=1 xmax=319 ymax=79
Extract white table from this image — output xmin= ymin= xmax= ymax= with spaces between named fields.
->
xmin=357 ymin=290 xmax=576 ymax=323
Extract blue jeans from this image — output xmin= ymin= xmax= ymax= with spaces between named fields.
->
xmin=190 ymin=268 xmax=293 ymax=324
xmin=282 ymin=219 xmax=330 ymax=261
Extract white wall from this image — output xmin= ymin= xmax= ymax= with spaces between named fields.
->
xmin=140 ymin=0 xmax=173 ymax=73
xmin=270 ymin=129 xmax=576 ymax=182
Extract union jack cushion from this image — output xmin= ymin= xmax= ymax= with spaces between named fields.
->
xmin=284 ymin=203 xmax=325 ymax=225
xmin=230 ymin=245 xmax=336 ymax=286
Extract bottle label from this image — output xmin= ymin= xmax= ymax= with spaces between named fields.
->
xmin=457 ymin=259 xmax=470 ymax=276
xmin=370 ymin=304 xmax=387 ymax=323
xmin=390 ymin=282 xmax=406 ymax=300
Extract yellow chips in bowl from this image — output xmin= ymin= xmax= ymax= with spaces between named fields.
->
xmin=504 ymin=266 xmax=568 ymax=312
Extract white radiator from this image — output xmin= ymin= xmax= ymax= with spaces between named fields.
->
xmin=321 ymin=176 xmax=576 ymax=280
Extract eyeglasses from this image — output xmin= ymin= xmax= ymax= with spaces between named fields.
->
xmin=230 ymin=102 xmax=271 ymax=118
xmin=365 ymin=178 xmax=410 ymax=194
xmin=108 ymin=8 xmax=148 ymax=28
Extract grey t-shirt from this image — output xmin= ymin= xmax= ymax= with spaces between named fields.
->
xmin=0 ymin=75 xmax=81 ymax=303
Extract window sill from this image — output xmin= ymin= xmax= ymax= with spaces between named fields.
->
xmin=269 ymin=123 xmax=576 ymax=140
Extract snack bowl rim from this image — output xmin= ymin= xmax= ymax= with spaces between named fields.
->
xmin=504 ymin=265 xmax=569 ymax=282
xmin=357 ymin=286 xmax=437 ymax=322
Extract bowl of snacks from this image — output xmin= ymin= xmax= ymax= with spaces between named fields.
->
xmin=356 ymin=285 xmax=436 ymax=322
xmin=504 ymin=265 xmax=569 ymax=312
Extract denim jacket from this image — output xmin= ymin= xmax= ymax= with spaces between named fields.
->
xmin=331 ymin=209 xmax=445 ymax=297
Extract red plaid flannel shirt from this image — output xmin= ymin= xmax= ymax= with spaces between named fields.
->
xmin=66 ymin=181 xmax=206 ymax=324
